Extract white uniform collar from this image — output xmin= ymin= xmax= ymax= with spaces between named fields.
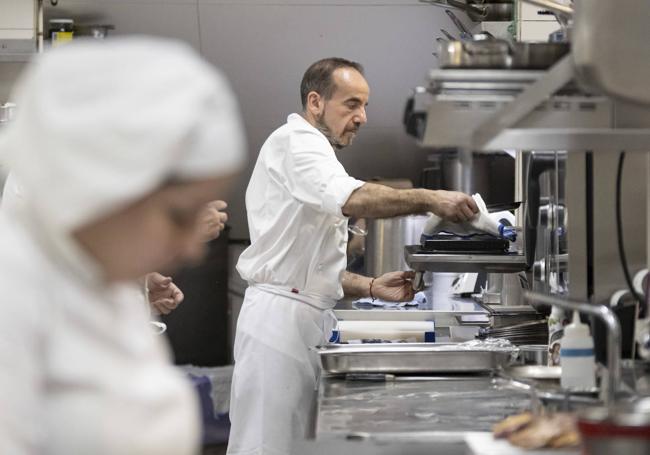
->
xmin=287 ymin=113 xmax=333 ymax=149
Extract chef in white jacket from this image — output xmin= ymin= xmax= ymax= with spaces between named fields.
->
xmin=228 ymin=57 xmax=478 ymax=455
xmin=0 ymin=37 xmax=245 ymax=454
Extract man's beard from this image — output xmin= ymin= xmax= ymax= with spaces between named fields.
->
xmin=315 ymin=112 xmax=357 ymax=150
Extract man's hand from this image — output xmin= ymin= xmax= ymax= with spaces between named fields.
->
xmin=372 ymin=271 xmax=416 ymax=302
xmin=146 ymin=272 xmax=184 ymax=315
xmin=200 ymin=200 xmax=228 ymax=242
xmin=431 ymin=190 xmax=478 ymax=223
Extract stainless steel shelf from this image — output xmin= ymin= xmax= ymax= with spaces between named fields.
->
xmin=416 ymin=57 xmax=650 ymax=151
xmin=404 ymin=245 xmax=527 ymax=273
xmin=419 ymin=93 xmax=613 ymax=150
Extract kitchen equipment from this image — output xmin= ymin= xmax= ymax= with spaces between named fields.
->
xmin=504 ymin=365 xmax=561 ymax=382
xmin=366 ymin=215 xmax=429 ymax=277
xmin=447 ymin=0 xmax=514 ymax=22
xmin=49 ymin=18 xmax=74 ymax=47
xmin=74 ymin=24 xmax=114 ymax=39
xmin=334 ymin=321 xmax=435 ymax=343
xmin=573 ymin=2 xmax=650 ymax=105
xmin=405 ymin=244 xmax=527 ymax=273
xmin=438 ymin=39 xmax=569 ymax=70
xmin=444 ymin=9 xmax=472 ymax=40
xmin=317 ymin=342 xmax=515 ymax=375
xmin=421 ymin=234 xmax=510 ymax=254
xmin=522 ymin=0 xmax=572 ymax=17
xmin=439 ymin=28 xmax=457 ymax=41
xmin=578 ymin=403 xmax=650 ymax=455
xmin=486 ymin=201 xmax=521 ymax=212
xmin=516 ymin=344 xmax=548 ymax=365
xmin=478 ymin=320 xmax=549 ymax=345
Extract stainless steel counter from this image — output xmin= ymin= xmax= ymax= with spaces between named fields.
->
xmin=310 ymin=361 xmax=650 ymax=454
xmin=311 ymin=373 xmax=577 ymax=454
xmin=314 ymin=374 xmax=532 ymax=440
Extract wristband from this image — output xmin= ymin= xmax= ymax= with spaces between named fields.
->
xmin=369 ymin=278 xmax=376 ymax=301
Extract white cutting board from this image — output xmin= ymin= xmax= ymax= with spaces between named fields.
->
xmin=464 ymin=432 xmax=579 ymax=455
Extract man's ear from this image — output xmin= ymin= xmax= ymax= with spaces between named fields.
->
xmin=306 ymin=91 xmax=323 ymax=117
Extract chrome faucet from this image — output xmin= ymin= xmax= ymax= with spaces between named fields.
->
xmin=523 ymin=291 xmax=621 ymax=408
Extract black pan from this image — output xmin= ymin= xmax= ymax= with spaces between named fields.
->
xmin=486 ymin=201 xmax=522 ymax=212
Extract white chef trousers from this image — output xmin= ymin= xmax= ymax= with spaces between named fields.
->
xmin=227 ymin=286 xmax=336 ymax=455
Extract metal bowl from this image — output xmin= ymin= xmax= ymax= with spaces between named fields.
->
xmin=517 ymin=344 xmax=549 ymax=365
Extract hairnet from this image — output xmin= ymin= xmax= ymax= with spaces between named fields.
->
xmin=0 ymin=37 xmax=246 ymax=232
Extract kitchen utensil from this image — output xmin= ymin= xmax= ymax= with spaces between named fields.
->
xmin=444 ymin=9 xmax=473 ymax=40
xmin=421 ymin=234 xmax=511 ymax=255
xmin=486 ymin=201 xmax=522 ymax=212
xmin=439 ymin=28 xmax=457 ymax=41
xmin=365 ymin=215 xmax=429 ymax=277
xmin=438 ymin=39 xmax=512 ymax=69
xmin=505 ymin=365 xmax=561 ymax=381
xmin=447 ymin=0 xmax=513 ymax=22
xmin=465 ymin=2 xmax=513 ymax=21
xmin=437 ymin=39 xmax=569 ymax=70
xmin=317 ymin=342 xmax=515 ymax=375
xmin=516 ymin=344 xmax=548 ymax=365
xmin=479 ymin=320 xmax=549 ymax=345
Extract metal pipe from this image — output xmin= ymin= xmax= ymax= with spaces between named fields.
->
xmin=520 ymin=0 xmax=573 ymax=17
xmin=523 ymin=291 xmax=621 ymax=408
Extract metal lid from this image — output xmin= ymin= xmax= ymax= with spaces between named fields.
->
xmin=49 ymin=19 xmax=74 ymax=24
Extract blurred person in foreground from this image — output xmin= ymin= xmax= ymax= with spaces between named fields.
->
xmin=1 ymin=175 xmax=230 ymax=316
xmin=0 ymin=37 xmax=245 ymax=454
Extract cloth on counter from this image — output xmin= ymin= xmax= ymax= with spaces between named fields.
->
xmin=354 ymin=291 xmax=426 ymax=308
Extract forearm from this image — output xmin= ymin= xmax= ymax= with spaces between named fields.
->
xmin=342 ymin=182 xmax=436 ymax=218
xmin=342 ymin=271 xmax=373 ymax=298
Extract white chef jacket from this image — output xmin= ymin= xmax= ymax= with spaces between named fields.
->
xmin=0 ymin=213 xmax=200 ymax=455
xmin=236 ymin=113 xmax=365 ymax=309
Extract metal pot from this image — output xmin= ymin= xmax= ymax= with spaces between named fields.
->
xmin=439 ymin=40 xmax=513 ymax=69
xmin=467 ymin=3 xmax=514 ymax=21
xmin=516 ymin=344 xmax=549 ymax=365
xmin=447 ymin=0 xmax=514 ymax=22
xmin=438 ymin=39 xmax=569 ymax=70
xmin=512 ymin=42 xmax=570 ymax=69
xmin=365 ymin=215 xmax=429 ymax=277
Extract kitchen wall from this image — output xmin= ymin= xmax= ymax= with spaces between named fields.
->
xmin=33 ymin=0 xmax=476 ymax=238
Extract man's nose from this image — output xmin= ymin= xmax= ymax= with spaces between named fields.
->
xmin=356 ymin=106 xmax=367 ymax=125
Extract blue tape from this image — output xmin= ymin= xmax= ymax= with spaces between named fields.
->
xmin=561 ymin=348 xmax=594 ymax=357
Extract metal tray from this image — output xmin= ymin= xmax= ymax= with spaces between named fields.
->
xmin=317 ymin=343 xmax=514 ymax=375
xmin=405 ymin=245 xmax=527 ymax=273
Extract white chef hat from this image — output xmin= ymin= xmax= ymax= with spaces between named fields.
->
xmin=0 ymin=36 xmax=246 ymax=232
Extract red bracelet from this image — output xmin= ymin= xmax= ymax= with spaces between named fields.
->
xmin=369 ymin=278 xmax=376 ymax=301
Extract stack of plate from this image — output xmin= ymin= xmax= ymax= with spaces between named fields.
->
xmin=478 ymin=320 xmax=548 ymax=345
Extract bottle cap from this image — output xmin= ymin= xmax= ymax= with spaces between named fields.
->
xmin=566 ymin=311 xmax=591 ymax=337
